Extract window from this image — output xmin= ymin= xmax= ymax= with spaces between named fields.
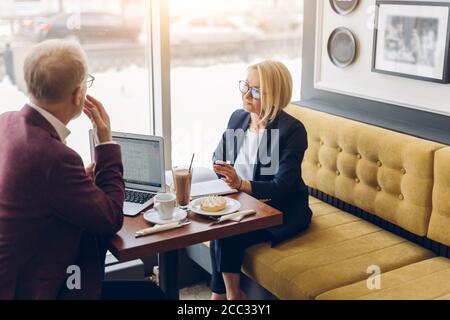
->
xmin=0 ymin=0 xmax=151 ymax=165
xmin=169 ymin=0 xmax=304 ymax=168
xmin=1 ymin=0 xmax=304 ymax=169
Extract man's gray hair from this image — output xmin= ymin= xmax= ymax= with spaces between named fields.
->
xmin=24 ymin=40 xmax=88 ymax=102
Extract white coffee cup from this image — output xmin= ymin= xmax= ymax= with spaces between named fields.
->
xmin=154 ymin=193 xmax=177 ymax=220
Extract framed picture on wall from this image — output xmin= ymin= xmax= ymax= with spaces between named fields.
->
xmin=372 ymin=1 xmax=450 ymax=83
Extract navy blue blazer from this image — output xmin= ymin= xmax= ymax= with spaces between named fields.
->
xmin=213 ymin=108 xmax=312 ymax=245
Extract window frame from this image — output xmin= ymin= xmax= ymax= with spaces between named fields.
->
xmin=149 ymin=0 xmax=172 ymax=168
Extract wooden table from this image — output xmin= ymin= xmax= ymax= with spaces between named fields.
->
xmin=107 ymin=192 xmax=283 ymax=299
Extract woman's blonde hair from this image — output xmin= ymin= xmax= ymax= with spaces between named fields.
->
xmin=249 ymin=60 xmax=293 ymax=125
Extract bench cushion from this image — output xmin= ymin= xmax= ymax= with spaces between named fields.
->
xmin=242 ymin=198 xmax=434 ymax=300
xmin=316 ymin=257 xmax=450 ymax=300
xmin=285 ymin=105 xmax=445 ymax=236
xmin=428 ymin=148 xmax=450 ymax=246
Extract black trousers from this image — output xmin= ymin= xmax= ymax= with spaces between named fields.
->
xmin=209 ymin=229 xmax=271 ymax=294
xmin=101 ymin=280 xmax=166 ymax=300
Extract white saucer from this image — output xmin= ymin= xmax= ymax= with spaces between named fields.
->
xmin=189 ymin=197 xmax=241 ymax=217
xmin=143 ymin=208 xmax=188 ymax=225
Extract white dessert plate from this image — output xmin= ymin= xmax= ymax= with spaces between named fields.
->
xmin=188 ymin=197 xmax=241 ymax=217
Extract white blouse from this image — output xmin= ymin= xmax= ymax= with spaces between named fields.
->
xmin=234 ymin=129 xmax=265 ymax=181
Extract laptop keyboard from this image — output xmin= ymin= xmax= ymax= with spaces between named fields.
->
xmin=125 ymin=190 xmax=155 ymax=204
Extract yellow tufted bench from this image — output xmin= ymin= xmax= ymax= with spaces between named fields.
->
xmin=316 ymin=257 xmax=450 ymax=300
xmin=317 ymin=148 xmax=450 ymax=300
xmin=240 ymin=105 xmax=449 ymax=300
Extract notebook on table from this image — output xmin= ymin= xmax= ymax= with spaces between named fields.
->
xmin=165 ymin=167 xmax=238 ymax=199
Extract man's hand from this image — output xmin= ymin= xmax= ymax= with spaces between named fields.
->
xmin=86 ymin=163 xmax=96 ymax=182
xmin=83 ymin=95 xmax=112 ymax=144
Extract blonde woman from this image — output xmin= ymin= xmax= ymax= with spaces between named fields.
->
xmin=211 ymin=60 xmax=312 ymax=300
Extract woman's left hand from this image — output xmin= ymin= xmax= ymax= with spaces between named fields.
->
xmin=213 ymin=162 xmax=242 ymax=189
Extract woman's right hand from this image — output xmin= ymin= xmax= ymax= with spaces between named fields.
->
xmin=83 ymin=95 xmax=112 ymax=144
xmin=214 ymin=162 xmax=240 ymax=189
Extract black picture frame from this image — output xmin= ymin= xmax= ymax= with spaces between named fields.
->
xmin=372 ymin=1 xmax=450 ymax=84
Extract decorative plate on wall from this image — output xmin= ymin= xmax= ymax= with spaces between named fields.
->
xmin=330 ymin=0 xmax=359 ymax=15
xmin=327 ymin=27 xmax=357 ymax=68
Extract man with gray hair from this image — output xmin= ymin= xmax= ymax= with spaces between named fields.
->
xmin=0 ymin=40 xmax=163 ymax=300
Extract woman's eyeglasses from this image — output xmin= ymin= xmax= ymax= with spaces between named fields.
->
xmin=86 ymin=74 xmax=95 ymax=88
xmin=239 ymin=80 xmax=261 ymax=100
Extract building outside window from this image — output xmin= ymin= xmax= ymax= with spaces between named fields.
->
xmin=169 ymin=0 xmax=304 ymax=167
xmin=0 ymin=0 xmax=151 ymax=165
xmin=0 ymin=0 xmax=304 ymax=168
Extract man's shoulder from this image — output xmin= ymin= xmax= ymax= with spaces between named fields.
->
xmin=48 ymin=142 xmax=84 ymax=166
xmin=0 ymin=110 xmax=19 ymax=124
xmin=0 ymin=110 xmax=15 ymax=118
xmin=19 ymin=123 xmax=83 ymax=168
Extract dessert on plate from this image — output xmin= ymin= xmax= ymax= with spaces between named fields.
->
xmin=200 ymin=195 xmax=227 ymax=212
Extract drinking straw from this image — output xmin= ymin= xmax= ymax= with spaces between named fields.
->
xmin=188 ymin=154 xmax=195 ymax=174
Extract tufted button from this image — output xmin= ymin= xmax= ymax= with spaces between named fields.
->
xmin=376 ymin=186 xmax=382 ymax=192
xmin=355 ymin=178 xmax=360 ymax=184
xmin=399 ymin=194 xmax=404 ymax=201
xmin=376 ymin=161 xmax=383 ymax=168
xmin=357 ymin=154 xmax=362 ymax=160
xmin=401 ymin=168 xmax=407 ymax=175
xmin=337 ymin=147 xmax=343 ymax=153
xmin=336 ymin=170 xmax=341 ymax=176
xmin=317 ymin=163 xmax=322 ymax=169
xmin=320 ymin=141 xmax=325 ymax=146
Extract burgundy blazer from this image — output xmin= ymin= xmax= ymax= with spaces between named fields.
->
xmin=0 ymin=105 xmax=125 ymax=300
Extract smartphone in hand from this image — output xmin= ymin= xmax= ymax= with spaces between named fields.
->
xmin=214 ymin=160 xmax=231 ymax=180
xmin=215 ymin=160 xmax=231 ymax=167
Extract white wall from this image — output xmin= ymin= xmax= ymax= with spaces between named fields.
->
xmin=315 ymin=0 xmax=450 ymax=117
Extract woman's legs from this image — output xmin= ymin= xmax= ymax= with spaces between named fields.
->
xmin=209 ymin=229 xmax=270 ymax=300
xmin=222 ymin=273 xmax=245 ymax=300
xmin=211 ymin=292 xmax=227 ymax=300
xmin=210 ymin=240 xmax=227 ymax=299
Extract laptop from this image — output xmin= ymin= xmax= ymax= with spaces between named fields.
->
xmin=89 ymin=131 xmax=166 ymax=217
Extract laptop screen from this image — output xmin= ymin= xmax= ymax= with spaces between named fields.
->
xmin=90 ymin=131 xmax=165 ymax=192
xmin=115 ymin=135 xmax=164 ymax=190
